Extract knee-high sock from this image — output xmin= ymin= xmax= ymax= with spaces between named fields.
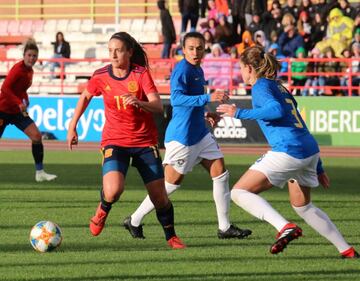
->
xmin=231 ymin=189 xmax=289 ymax=231
xmin=32 ymin=142 xmax=44 ymax=171
xmin=131 ymin=181 xmax=180 ymax=227
xmin=293 ymin=203 xmax=350 ymax=252
xmin=212 ymin=170 xmax=231 ymax=231
xmin=156 ymin=201 xmax=176 ymax=241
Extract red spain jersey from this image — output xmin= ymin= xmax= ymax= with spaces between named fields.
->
xmin=0 ymin=61 xmax=32 ymax=114
xmin=87 ymin=64 xmax=159 ymax=147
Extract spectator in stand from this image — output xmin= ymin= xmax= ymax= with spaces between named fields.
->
xmin=278 ymin=13 xmax=304 ymax=58
xmin=201 ymin=0 xmax=208 ymax=18
xmin=351 ymin=27 xmax=360 ymax=47
xmin=49 ymin=31 xmax=71 ymax=79
xmin=254 ymin=30 xmax=269 ymax=52
xmin=310 ymin=12 xmax=327 ymax=50
xmin=202 ymin=43 xmax=231 ymax=88
xmin=207 ymin=0 xmax=219 ymax=20
xmin=236 ymin=30 xmax=256 ymax=55
xmin=299 ymin=0 xmax=316 ymax=20
xmin=214 ymin=13 xmax=233 ymax=49
xmin=338 ymin=0 xmax=357 ymax=20
xmin=158 ymin=0 xmax=176 ymax=59
xmin=227 ymin=0 xmax=246 ymax=44
xmin=269 ymin=30 xmax=279 ymax=45
xmin=244 ymin=0 xmax=266 ymax=27
xmin=179 ymin=0 xmax=199 ymax=33
xmin=297 ymin=10 xmax=313 ymax=51
xmin=302 ymin=47 xmax=322 ymax=96
xmin=203 ymin=29 xmax=215 ymax=54
xmin=208 ymin=17 xmax=218 ymax=36
xmin=282 ymin=0 xmax=299 ymax=20
xmin=269 ymin=43 xmax=288 ymax=81
xmin=215 ymin=0 xmax=229 ymax=16
xmin=291 ymin=47 xmax=308 ymax=96
xmin=248 ymin=13 xmax=264 ymax=36
xmin=340 ymin=43 xmax=360 ymax=96
xmin=229 ymin=46 xmax=242 ymax=93
xmin=263 ymin=7 xmax=283 ymax=40
xmin=315 ymin=8 xmax=354 ymax=58
xmin=318 ymin=46 xmax=341 ymax=95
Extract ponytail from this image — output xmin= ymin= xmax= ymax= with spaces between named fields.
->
xmin=110 ymin=32 xmax=149 ymax=68
xmin=23 ymin=38 xmax=39 ymax=56
xmin=240 ymin=46 xmax=280 ymax=80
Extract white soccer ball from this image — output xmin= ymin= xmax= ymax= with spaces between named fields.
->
xmin=29 ymin=221 xmax=62 ymax=252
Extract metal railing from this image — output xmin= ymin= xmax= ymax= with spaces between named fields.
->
xmin=0 ymin=57 xmax=359 ymax=96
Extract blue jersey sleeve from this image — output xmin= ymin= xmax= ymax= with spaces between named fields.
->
xmin=234 ymin=100 xmax=284 ymax=120
xmin=170 ymin=66 xmax=210 ymax=107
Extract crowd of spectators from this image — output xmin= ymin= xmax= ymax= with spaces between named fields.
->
xmin=170 ymin=0 xmax=360 ymax=96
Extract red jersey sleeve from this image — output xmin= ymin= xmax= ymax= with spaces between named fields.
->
xmin=140 ymin=69 xmax=158 ymax=95
xmin=1 ymin=64 xmax=23 ymax=107
xmin=86 ymin=76 xmax=102 ymax=97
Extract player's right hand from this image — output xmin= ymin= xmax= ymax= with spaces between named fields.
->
xmin=67 ymin=130 xmax=78 ymax=151
xmin=210 ymin=89 xmax=229 ymax=103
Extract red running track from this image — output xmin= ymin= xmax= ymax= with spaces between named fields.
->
xmin=1 ymin=140 xmax=360 ymax=158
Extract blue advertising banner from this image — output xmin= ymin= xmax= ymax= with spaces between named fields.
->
xmin=2 ymin=96 xmax=104 ymax=141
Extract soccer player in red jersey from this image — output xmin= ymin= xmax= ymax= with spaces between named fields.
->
xmin=67 ymin=32 xmax=185 ymax=249
xmin=0 ymin=39 xmax=57 ymax=182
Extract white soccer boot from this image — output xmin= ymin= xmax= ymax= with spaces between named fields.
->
xmin=35 ymin=170 xmax=57 ymax=182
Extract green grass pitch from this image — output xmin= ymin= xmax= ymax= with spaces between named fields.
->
xmin=0 ymin=149 xmax=359 ymax=281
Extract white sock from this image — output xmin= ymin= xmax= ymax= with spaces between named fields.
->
xmin=231 ymin=189 xmax=289 ymax=231
xmin=212 ymin=170 xmax=231 ymax=231
xmin=130 ymin=181 xmax=180 ymax=227
xmin=292 ymin=203 xmax=350 ymax=252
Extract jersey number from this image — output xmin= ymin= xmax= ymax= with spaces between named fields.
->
xmin=114 ymin=95 xmax=127 ymax=110
xmin=285 ymin=98 xmax=303 ymax=128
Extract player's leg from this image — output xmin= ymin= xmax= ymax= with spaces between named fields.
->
xmin=289 ymin=165 xmax=359 ymax=258
xmin=201 ymin=157 xmax=252 ymax=239
xmin=132 ymin=146 xmax=185 ymax=248
xmin=124 ymin=142 xmax=189 ymax=234
xmin=90 ymin=146 xmax=127 ymax=236
xmin=0 ymin=113 xmax=8 ymax=138
xmin=20 ymin=118 xmax=57 ymax=182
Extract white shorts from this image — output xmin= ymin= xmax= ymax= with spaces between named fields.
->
xmin=250 ymin=151 xmax=320 ymax=188
xmin=163 ymin=133 xmax=223 ymax=174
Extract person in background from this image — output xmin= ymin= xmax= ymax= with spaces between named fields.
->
xmin=291 ymin=46 xmax=308 ymax=96
xmin=278 ymin=13 xmax=304 ymax=58
xmin=217 ymin=45 xmax=359 ymax=259
xmin=67 ymin=32 xmax=185 ymax=249
xmin=0 ymin=39 xmax=57 ymax=182
xmin=179 ymin=0 xmax=199 ymax=33
xmin=158 ymin=0 xmax=176 ymax=59
xmin=49 ymin=31 xmax=71 ymax=78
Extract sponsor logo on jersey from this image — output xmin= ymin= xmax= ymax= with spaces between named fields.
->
xmin=127 ymin=81 xmax=138 ymax=93
xmin=105 ymin=84 xmax=111 ymax=92
xmin=213 ymin=116 xmax=247 ymax=139
xmin=176 ymin=159 xmax=185 ymax=167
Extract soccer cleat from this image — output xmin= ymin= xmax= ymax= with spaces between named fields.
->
xmin=123 ymin=216 xmax=145 ymax=239
xmin=35 ymin=170 xmax=57 ymax=182
xmin=89 ymin=203 xmax=108 ymax=236
xmin=217 ymin=224 xmax=252 ymax=239
xmin=270 ymin=223 xmax=303 ymax=254
xmin=341 ymin=247 xmax=360 ymax=259
xmin=167 ymin=236 xmax=186 ymax=249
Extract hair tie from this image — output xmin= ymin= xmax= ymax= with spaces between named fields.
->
xmin=260 ymin=50 xmax=265 ymax=58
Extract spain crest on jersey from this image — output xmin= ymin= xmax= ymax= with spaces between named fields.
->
xmin=127 ymin=81 xmax=138 ymax=93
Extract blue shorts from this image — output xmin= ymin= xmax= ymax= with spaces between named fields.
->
xmin=0 ymin=111 xmax=34 ymax=137
xmin=101 ymin=145 xmax=164 ymax=184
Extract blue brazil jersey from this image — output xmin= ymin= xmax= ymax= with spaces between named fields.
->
xmin=165 ymin=59 xmax=211 ymax=146
xmin=235 ymin=78 xmax=319 ymax=159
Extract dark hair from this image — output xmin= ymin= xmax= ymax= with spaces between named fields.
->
xmin=110 ymin=32 xmax=149 ymax=68
xmin=56 ymin=31 xmax=65 ymax=43
xmin=23 ymin=38 xmax=39 ymax=56
xmin=182 ymin=32 xmax=205 ymax=47
xmin=240 ymin=46 xmax=280 ymax=79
